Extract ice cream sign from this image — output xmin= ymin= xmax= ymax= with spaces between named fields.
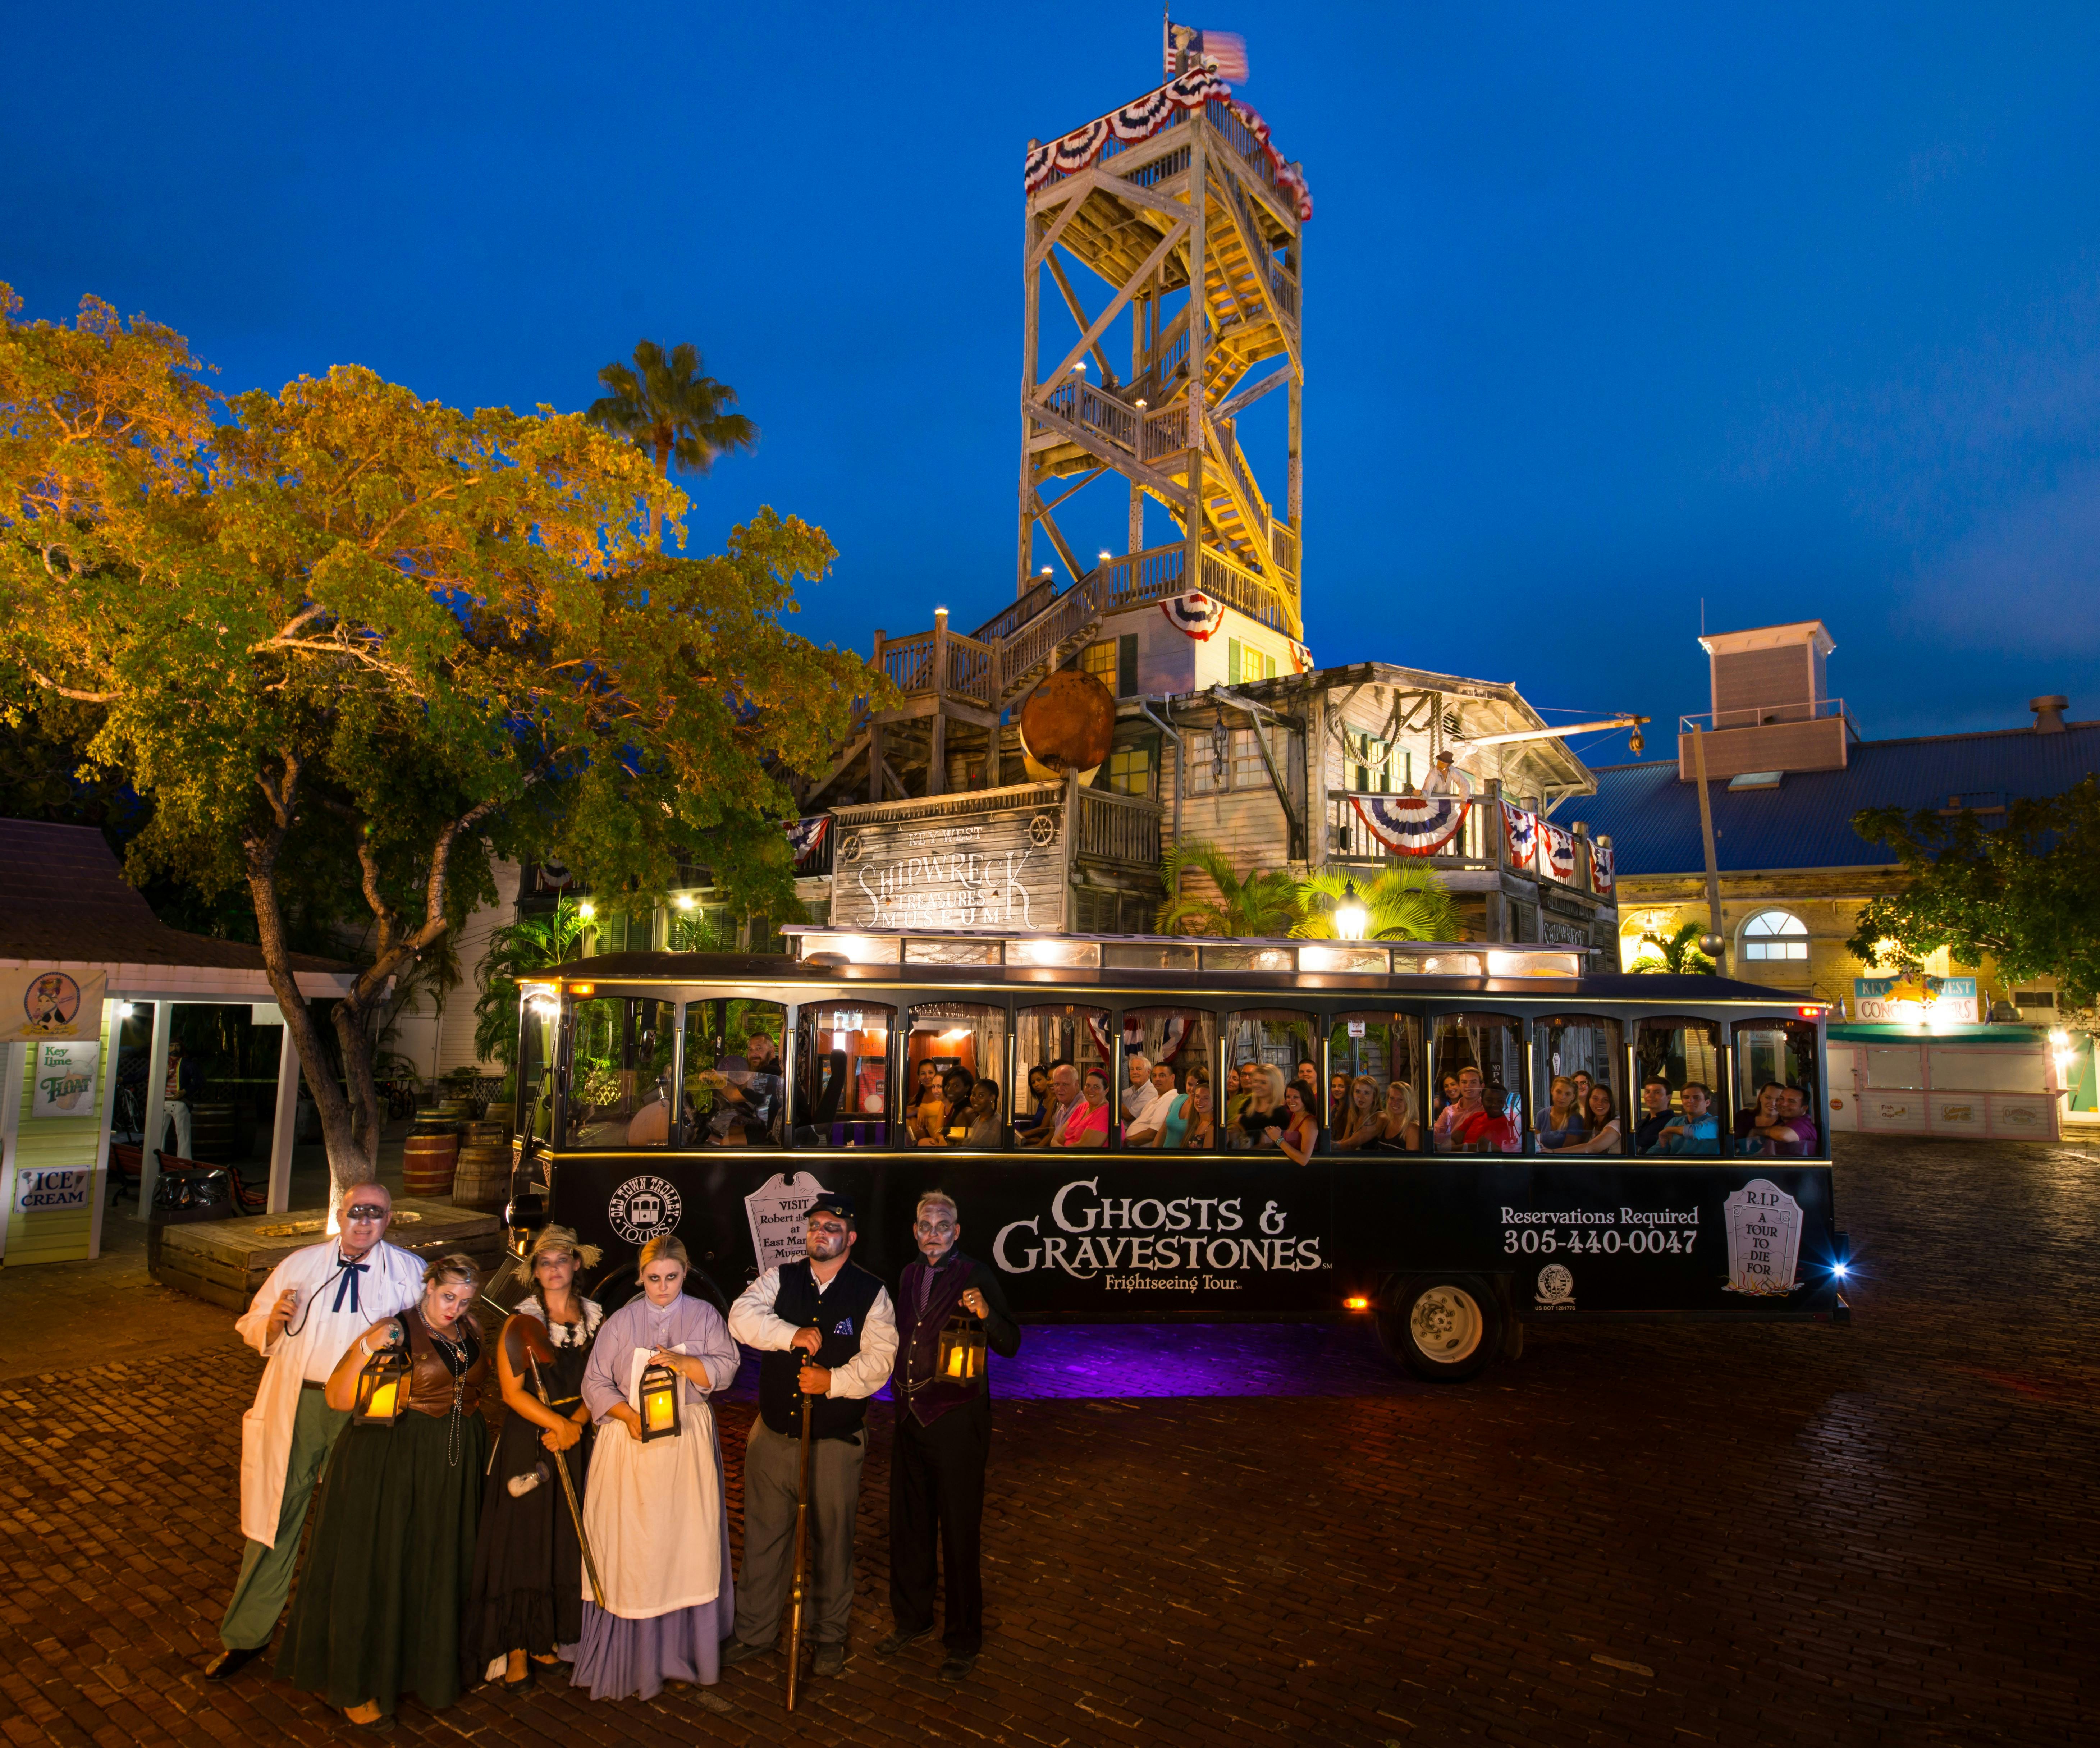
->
xmin=1722 ymin=1178 xmax=1803 ymax=1296
xmin=30 ymin=1042 xmax=100 ymax=1119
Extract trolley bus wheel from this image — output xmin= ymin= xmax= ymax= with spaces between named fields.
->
xmin=1378 ymin=1276 xmax=1501 ymax=1383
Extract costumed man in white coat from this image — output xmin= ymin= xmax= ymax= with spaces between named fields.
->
xmin=205 ymin=1181 xmax=426 ymax=1680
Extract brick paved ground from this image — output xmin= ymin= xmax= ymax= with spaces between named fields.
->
xmin=1 ymin=1134 xmax=2094 ymax=1746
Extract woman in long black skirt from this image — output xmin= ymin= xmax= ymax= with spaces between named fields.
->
xmin=462 ymin=1225 xmax=603 ymax=1688
xmin=276 ymin=1252 xmax=489 ymax=1728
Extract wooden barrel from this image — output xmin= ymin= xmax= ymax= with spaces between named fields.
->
xmin=186 ymin=1099 xmax=243 ymax=1163
xmin=451 ymin=1122 xmax=514 ymax=1212
xmin=435 ymin=1097 xmax=476 ymax=1125
xmin=402 ymin=1121 xmax=460 ymax=1200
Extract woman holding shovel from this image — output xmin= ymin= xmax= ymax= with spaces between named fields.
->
xmin=462 ymin=1226 xmax=604 ymax=1689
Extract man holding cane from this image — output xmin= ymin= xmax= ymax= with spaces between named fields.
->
xmin=876 ymin=1191 xmax=1022 ymax=1681
xmin=724 ymin=1193 xmax=896 ymax=1680
xmin=205 ymin=1182 xmax=424 ymax=1679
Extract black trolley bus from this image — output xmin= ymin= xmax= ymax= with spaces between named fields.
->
xmin=501 ymin=928 xmax=1851 ymax=1382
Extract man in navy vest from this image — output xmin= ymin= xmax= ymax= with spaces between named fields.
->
xmin=724 ymin=1191 xmax=897 ymax=1679
xmin=874 ymin=1190 xmax=1022 ymax=1681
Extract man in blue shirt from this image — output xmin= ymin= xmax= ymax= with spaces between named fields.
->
xmin=1653 ymin=1081 xmax=1721 ymax=1154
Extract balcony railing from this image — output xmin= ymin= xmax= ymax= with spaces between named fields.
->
xmin=1326 ymin=792 xmax=1492 ymax=867
xmin=1075 ymin=786 xmax=1163 ymax=867
xmin=1679 ymin=698 xmax=1859 ymax=738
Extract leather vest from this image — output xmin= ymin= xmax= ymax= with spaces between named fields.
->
xmin=895 ymin=1251 xmax=982 ymax=1427
xmin=758 ymin=1259 xmax=883 ymax=1440
xmin=398 ymin=1307 xmax=486 ymax=1418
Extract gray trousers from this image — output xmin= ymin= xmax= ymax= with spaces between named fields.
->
xmin=733 ymin=1418 xmax=865 ymax=1649
xmin=219 ymin=1386 xmax=348 ymax=1649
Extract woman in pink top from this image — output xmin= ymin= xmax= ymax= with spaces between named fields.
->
xmin=1052 ymin=1067 xmax=1112 ymax=1147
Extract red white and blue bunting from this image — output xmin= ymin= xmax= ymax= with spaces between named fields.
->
xmin=1350 ymin=792 xmax=1469 ymax=856
xmin=1589 ymin=839 xmax=1614 ymax=897
xmin=1086 ymin=1010 xmax=1198 ymax=1064
xmin=1022 ymin=72 xmax=1314 ymax=222
xmin=786 ymin=815 xmax=829 ymax=866
xmin=1159 ymin=591 xmax=1225 ymax=640
xmin=1541 ymin=822 xmax=1576 ymax=883
xmin=1502 ymin=800 xmax=1538 ymax=868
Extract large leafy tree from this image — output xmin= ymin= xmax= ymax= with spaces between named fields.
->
xmin=0 ymin=288 xmax=873 ymax=1204
xmin=1293 ymin=864 xmax=1461 ymax=942
xmin=1155 ymin=839 xmax=1300 ymax=937
xmin=1848 ymin=778 xmax=2100 ymax=1022
xmin=588 ymin=340 xmax=757 ymax=539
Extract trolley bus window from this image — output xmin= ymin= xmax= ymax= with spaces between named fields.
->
xmin=1224 ymin=1009 xmax=1321 ymax=1154
xmin=1014 ymin=1004 xmax=1112 ymax=1148
xmin=563 ymin=996 xmax=677 ymax=1149
xmin=517 ymin=992 xmax=557 ymax=1144
xmin=906 ymin=1003 xmax=1009 ymax=1147
xmin=792 ymin=1003 xmax=895 ymax=1148
xmin=1122 ymin=1006 xmax=1218 ymax=1150
xmin=1732 ymin=1019 xmax=1822 ymax=1157
xmin=684 ymin=999 xmax=786 ymax=1148
xmin=1429 ymin=1014 xmax=1525 ymax=1153
xmin=1327 ymin=1012 xmax=1424 ymax=1153
xmin=1533 ymin=1016 xmax=1624 ymax=1155
xmin=1632 ymin=1017 xmax=1723 ymax=1155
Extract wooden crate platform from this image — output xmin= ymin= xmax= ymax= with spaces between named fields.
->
xmin=150 ymin=1198 xmax=506 ymax=1311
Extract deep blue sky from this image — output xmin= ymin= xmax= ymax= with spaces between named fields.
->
xmin=9 ymin=3 xmax=2099 ymax=765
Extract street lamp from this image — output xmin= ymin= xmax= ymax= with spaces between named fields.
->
xmin=1335 ymin=879 xmax=1368 ymax=941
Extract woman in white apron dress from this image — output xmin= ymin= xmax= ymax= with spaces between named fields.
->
xmin=571 ymin=1234 xmax=740 ymax=1704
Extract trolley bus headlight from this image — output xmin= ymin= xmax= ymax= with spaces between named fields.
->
xmin=1832 ymin=1261 xmax=1849 ymax=1279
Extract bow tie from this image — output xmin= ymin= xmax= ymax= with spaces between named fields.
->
xmin=330 ymin=1258 xmax=370 ymax=1314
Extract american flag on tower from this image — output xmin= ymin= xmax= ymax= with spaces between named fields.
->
xmin=1165 ymin=22 xmax=1249 ymax=82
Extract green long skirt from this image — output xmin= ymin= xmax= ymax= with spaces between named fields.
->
xmin=275 ymin=1407 xmax=488 ymax=1715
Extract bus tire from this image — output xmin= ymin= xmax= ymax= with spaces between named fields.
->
xmin=1379 ymin=1275 xmax=1501 ymax=1383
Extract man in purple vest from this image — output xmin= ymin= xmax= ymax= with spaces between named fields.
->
xmin=874 ymin=1190 xmax=1022 ymax=1681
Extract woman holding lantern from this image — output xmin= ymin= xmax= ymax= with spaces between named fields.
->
xmin=571 ymin=1234 xmax=740 ymax=1706
xmin=275 ymin=1252 xmax=490 ymax=1729
xmin=462 ymin=1225 xmax=605 ymax=1690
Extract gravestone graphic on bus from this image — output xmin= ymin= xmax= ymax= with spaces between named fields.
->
xmin=1722 ymin=1178 xmax=1803 ymax=1296
xmin=744 ymin=1171 xmax=834 ymax=1271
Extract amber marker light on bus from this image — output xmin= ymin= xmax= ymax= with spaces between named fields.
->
xmin=1344 ymin=1296 xmax=1371 ymax=1311
xmin=568 ymin=982 xmax=594 ymax=997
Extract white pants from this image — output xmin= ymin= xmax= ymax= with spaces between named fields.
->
xmin=163 ymin=1099 xmax=192 ymax=1160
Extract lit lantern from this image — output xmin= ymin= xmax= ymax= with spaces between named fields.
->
xmin=352 ymin=1345 xmax=412 ymax=1426
xmin=638 ymin=1361 xmax=682 ymax=1440
xmin=936 ymin=1314 xmax=987 ymax=1384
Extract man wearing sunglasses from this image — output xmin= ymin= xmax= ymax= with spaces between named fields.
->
xmin=875 ymin=1191 xmax=1021 ymax=1682
xmin=206 ymin=1181 xmax=425 ymax=1681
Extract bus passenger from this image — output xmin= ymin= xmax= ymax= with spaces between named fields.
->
xmin=1432 ymin=1067 xmax=1520 ymax=1152
xmin=1534 ymin=1076 xmax=1587 ymax=1152
xmin=1571 ymin=1071 xmax=1593 ymax=1117
xmin=908 ymin=1062 xmax=947 ymax=1144
xmin=1235 ymin=1064 xmax=1287 ymax=1149
xmin=1777 ymin=1085 xmax=1820 ymax=1155
xmin=1126 ymin=1060 xmax=1179 ymax=1145
xmin=1328 ymin=1071 xmax=1351 ymax=1130
xmin=1367 ymin=1080 xmax=1421 ymax=1152
xmin=1172 ymin=1078 xmax=1218 ymax=1149
xmin=1121 ymin=1053 xmax=1162 ymax=1139
xmin=1653 ymin=1082 xmax=1721 ymax=1154
xmin=1019 ymin=1065 xmax=1079 ymax=1149
xmin=1222 ymin=1064 xmax=1252 ymax=1132
xmin=1633 ymin=1077 xmax=1675 ymax=1152
xmin=1053 ymin=1067 xmax=1112 ymax=1148
xmin=1270 ymin=1081 xmax=1323 ymax=1164
xmin=1435 ymin=1072 xmax=1461 ymax=1118
xmin=1733 ymin=1082 xmax=1790 ymax=1155
xmin=1294 ymin=1061 xmax=1322 ymax=1111
xmin=1014 ymin=1065 xmax=1053 ymax=1143
xmin=1561 ymin=1085 xmax=1621 ymax=1154
xmin=960 ymin=1078 xmax=1002 ymax=1148
xmin=1331 ymin=1076 xmax=1383 ymax=1150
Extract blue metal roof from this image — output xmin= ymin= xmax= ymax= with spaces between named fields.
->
xmin=1573 ymin=720 xmax=2100 ymax=876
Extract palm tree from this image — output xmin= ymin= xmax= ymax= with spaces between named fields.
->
xmin=1155 ymin=839 xmax=1300 ymax=937
xmin=587 ymin=340 xmax=758 ymax=537
xmin=1293 ymin=864 xmax=1462 ymax=942
xmin=472 ymin=896 xmax=588 ymax=1067
xmin=1631 ymin=919 xmax=1716 ymax=975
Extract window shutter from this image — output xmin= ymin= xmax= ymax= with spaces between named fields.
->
xmin=1117 ymin=633 xmax=1137 ymax=697
xmin=1227 ymin=639 xmax=1242 ymax=685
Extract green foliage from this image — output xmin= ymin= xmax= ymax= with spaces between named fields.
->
xmin=1292 ymin=863 xmax=1462 ymax=942
xmin=472 ymin=896 xmax=586 ymax=1067
xmin=1155 ymin=839 xmax=1300 ymax=937
xmin=0 ymin=288 xmax=879 ymax=1190
xmin=1849 ymin=777 xmax=2100 ymax=1014
xmin=1631 ymin=919 xmax=1716 ymax=975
